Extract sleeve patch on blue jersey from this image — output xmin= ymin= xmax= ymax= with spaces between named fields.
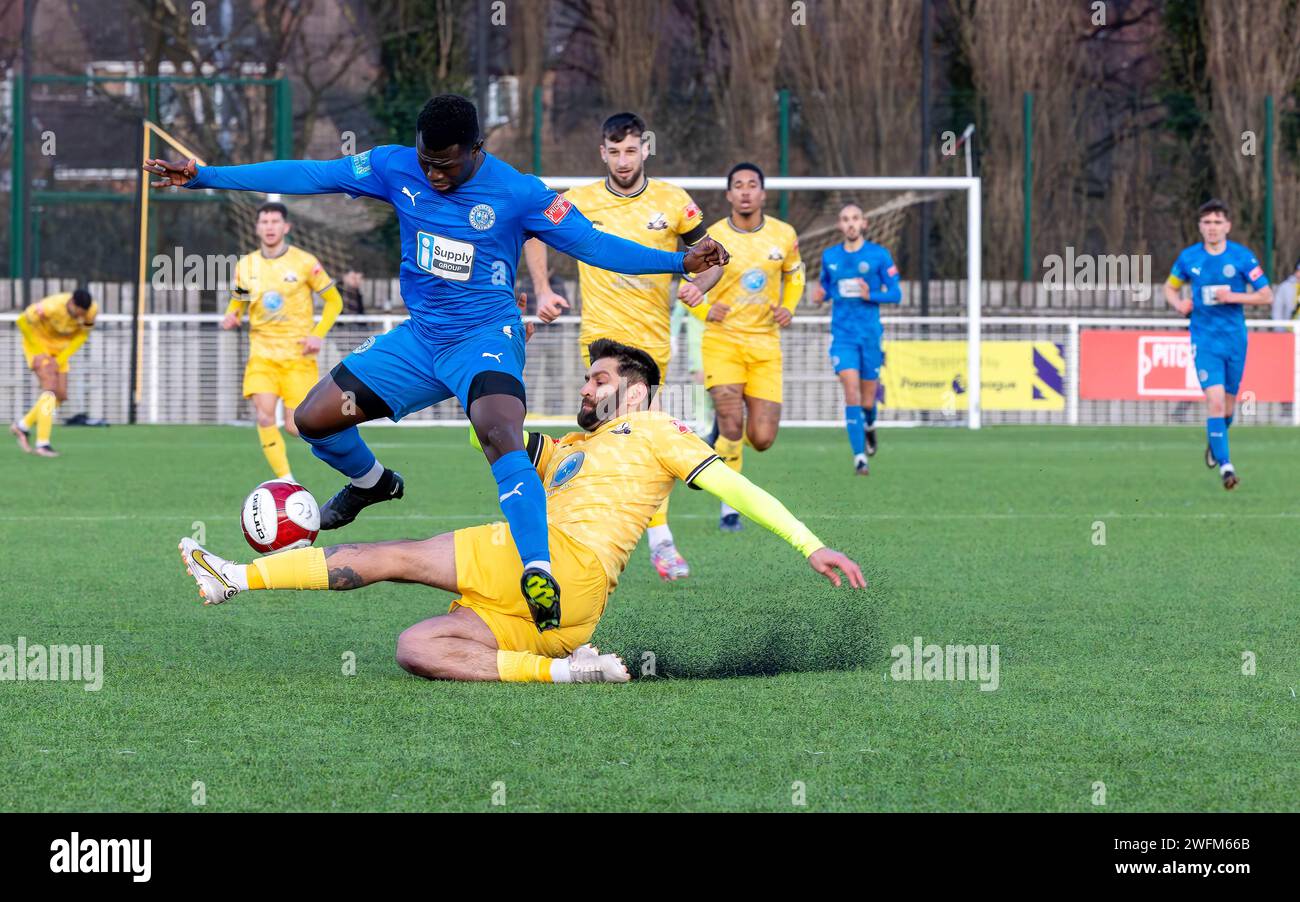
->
xmin=351 ymin=150 xmax=372 ymax=177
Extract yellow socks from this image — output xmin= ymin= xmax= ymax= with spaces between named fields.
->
xmin=715 ymin=435 xmax=744 ymax=473
xmin=648 ymin=496 xmax=670 ymax=530
xmin=496 ymin=650 xmax=556 ymax=682
xmin=258 ymin=425 xmax=291 ymax=478
xmin=25 ymin=391 xmax=58 ymax=446
xmin=249 ymin=546 xmax=329 ymax=590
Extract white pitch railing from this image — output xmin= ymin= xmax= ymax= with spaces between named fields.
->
xmin=4 ymin=312 xmax=1297 ymax=428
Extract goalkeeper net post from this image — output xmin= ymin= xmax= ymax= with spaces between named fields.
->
xmin=135 ymin=119 xmax=207 ymax=424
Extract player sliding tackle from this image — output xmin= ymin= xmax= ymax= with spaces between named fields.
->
xmin=179 ymin=339 xmax=864 ymax=684
xmin=147 ymin=94 xmax=728 ymax=624
xmin=1163 ymin=199 xmax=1271 ymax=490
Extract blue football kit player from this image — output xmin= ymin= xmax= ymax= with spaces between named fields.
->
xmin=146 ymin=94 xmax=730 ymax=624
xmin=1164 ymin=199 xmax=1272 ymax=490
xmin=811 ymin=204 xmax=901 ymax=475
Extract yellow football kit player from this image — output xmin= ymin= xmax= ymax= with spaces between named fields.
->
xmin=180 ymin=343 xmax=866 ymax=684
xmin=692 ymin=215 xmax=803 ymax=404
xmin=190 ymin=416 xmax=846 ymax=678
xmin=565 ymin=178 xmax=707 ymax=372
xmin=11 ymin=290 xmax=97 ymax=457
xmin=227 ymin=244 xmax=342 ymax=479
xmin=564 ymin=174 xmax=709 ymax=580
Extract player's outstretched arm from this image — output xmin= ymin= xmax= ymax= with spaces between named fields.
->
xmin=145 ymin=153 xmax=387 ymax=199
xmin=523 ymin=180 xmax=728 ymax=276
xmin=691 ymin=460 xmax=866 ymax=588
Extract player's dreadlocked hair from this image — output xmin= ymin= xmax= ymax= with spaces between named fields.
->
xmin=588 ymin=338 xmax=661 ymax=401
xmin=601 ymin=112 xmax=647 ymax=143
xmin=418 ymin=94 xmax=481 ymax=151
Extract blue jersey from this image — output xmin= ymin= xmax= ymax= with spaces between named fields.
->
xmin=819 ymin=240 xmax=901 ymax=336
xmin=188 ymin=147 xmax=687 ymax=344
xmin=1169 ymin=240 xmax=1268 ymax=346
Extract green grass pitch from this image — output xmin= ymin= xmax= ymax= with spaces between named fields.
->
xmin=1 ymin=423 xmax=1295 ymax=811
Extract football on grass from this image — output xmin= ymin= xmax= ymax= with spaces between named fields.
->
xmin=242 ymin=480 xmax=320 ymax=553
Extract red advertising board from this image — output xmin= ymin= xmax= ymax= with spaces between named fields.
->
xmin=1080 ymin=330 xmax=1294 ymax=402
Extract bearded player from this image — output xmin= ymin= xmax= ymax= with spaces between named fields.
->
xmin=10 ymin=288 xmax=97 ymax=458
xmin=179 ymin=339 xmax=864 ymax=684
xmin=1163 ymin=198 xmax=1272 ymax=490
xmin=226 ymin=202 xmax=344 ymax=482
xmin=684 ymin=162 xmax=803 ymax=531
xmin=147 ymin=94 xmax=728 ymax=623
xmin=522 ymin=112 xmax=723 ymax=581
xmin=810 ymin=203 xmax=901 ymax=475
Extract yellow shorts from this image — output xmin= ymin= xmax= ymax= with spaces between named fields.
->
xmin=703 ymin=330 xmax=783 ymax=403
xmin=243 ymin=355 xmax=319 ymax=407
xmin=22 ymin=336 xmax=68 ymax=373
xmin=450 ymin=523 xmax=609 ymax=657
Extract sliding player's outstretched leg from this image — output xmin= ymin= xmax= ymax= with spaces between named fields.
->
xmin=294 ymin=363 xmax=404 ymax=530
xmin=177 ymin=527 xmax=623 ymax=683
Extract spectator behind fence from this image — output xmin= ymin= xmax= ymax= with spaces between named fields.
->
xmin=340 ymin=270 xmax=365 ymax=315
xmin=1270 ymin=257 xmax=1300 ymax=321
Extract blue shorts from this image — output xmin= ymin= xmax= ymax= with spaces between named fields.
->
xmin=1191 ymin=336 xmax=1246 ymax=395
xmin=337 ymin=318 xmax=527 ymax=420
xmin=829 ymin=331 xmax=884 ymax=380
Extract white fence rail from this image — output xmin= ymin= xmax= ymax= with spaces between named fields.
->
xmin=3 ymin=314 xmax=1297 ymax=427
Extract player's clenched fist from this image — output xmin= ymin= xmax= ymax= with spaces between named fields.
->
xmin=144 ymin=157 xmax=199 ymax=188
xmin=678 ymin=280 xmax=705 ymax=307
xmin=706 ymin=301 xmax=731 ymax=323
xmin=683 ymin=236 xmax=729 ymax=273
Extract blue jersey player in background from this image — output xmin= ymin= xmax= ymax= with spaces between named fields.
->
xmin=146 ymin=94 xmax=730 ymax=625
xmin=1163 ymin=198 xmax=1272 ymax=491
xmin=810 ymin=203 xmax=901 ymax=476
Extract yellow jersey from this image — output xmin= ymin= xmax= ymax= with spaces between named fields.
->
xmin=22 ymin=293 xmax=98 ymax=356
xmin=232 ymin=245 xmax=335 ymax=360
xmin=563 ymin=178 xmax=707 ymax=366
xmin=703 ymin=216 xmax=802 ymax=336
xmin=531 ymin=410 xmax=719 ymax=591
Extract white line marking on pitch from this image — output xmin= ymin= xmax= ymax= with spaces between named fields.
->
xmin=3 ymin=511 xmax=1299 ymax=523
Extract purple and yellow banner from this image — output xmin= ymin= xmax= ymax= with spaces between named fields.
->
xmin=879 ymin=341 xmax=1066 ymax=411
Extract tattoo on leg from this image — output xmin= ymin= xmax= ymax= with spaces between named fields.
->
xmin=328 ymin=565 xmax=365 ymax=590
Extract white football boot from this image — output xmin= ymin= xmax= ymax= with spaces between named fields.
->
xmin=566 ymin=643 xmax=630 ymax=683
xmin=178 ymin=538 xmax=244 ymax=605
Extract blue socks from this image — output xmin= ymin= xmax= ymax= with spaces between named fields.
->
xmin=863 ymin=404 xmax=878 ymax=428
xmin=302 ymin=426 xmax=377 ymax=479
xmin=845 ymin=407 xmax=866 ymax=456
xmin=1225 ymin=413 xmax=1234 ymax=429
xmin=491 ymin=450 xmax=551 ymax=567
xmin=1207 ymin=417 xmax=1230 ymax=467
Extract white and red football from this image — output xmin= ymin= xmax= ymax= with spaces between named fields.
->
xmin=241 ymin=480 xmax=320 ymax=553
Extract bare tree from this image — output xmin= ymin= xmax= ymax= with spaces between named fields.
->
xmin=1202 ymin=0 xmax=1300 ymax=276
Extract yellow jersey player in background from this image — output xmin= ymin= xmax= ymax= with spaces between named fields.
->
xmin=10 ymin=288 xmax=97 ymax=458
xmin=224 ymin=202 xmax=343 ymax=481
xmin=523 ymin=112 xmax=724 ymax=582
xmin=684 ymin=162 xmax=803 ymax=532
xmin=179 ymin=338 xmax=863 ymax=684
